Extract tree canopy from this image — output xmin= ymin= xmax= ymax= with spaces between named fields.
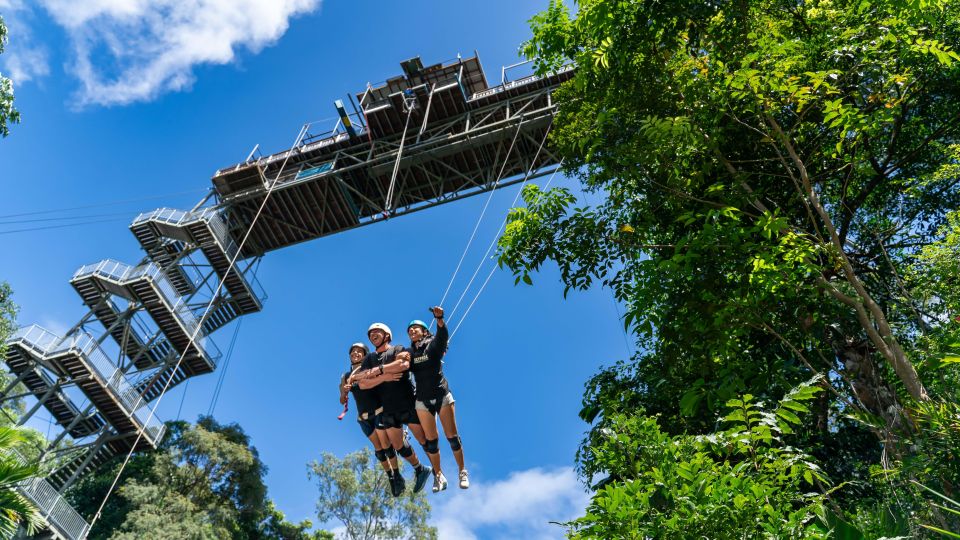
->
xmin=309 ymin=449 xmax=436 ymax=540
xmin=504 ymin=0 xmax=960 ymax=535
xmin=0 ymin=14 xmax=21 ymax=137
xmin=69 ymin=416 xmax=326 ymax=540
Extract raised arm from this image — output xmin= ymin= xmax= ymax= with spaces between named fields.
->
xmin=426 ymin=306 xmax=448 ymax=357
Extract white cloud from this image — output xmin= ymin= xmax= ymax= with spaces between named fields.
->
xmin=0 ymin=0 xmax=51 ymax=83
xmin=26 ymin=0 xmax=320 ymax=106
xmin=431 ymin=467 xmax=589 ymax=540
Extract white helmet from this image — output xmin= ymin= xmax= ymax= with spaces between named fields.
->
xmin=367 ymin=322 xmax=392 ymax=342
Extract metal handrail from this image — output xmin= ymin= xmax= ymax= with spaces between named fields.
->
xmin=17 ymin=475 xmax=90 ymax=540
xmin=470 ymin=63 xmax=575 ymax=101
xmin=8 ymin=325 xmax=63 ymax=357
xmin=57 ymin=332 xmax=167 ymax=445
xmin=193 ymin=207 xmax=268 ymax=303
xmin=72 ymin=260 xmax=222 ymax=364
xmin=9 ymin=448 xmax=90 ymax=539
xmin=132 ymin=207 xmax=267 ymax=306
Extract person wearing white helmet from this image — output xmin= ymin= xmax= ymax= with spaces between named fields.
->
xmin=339 ymin=342 xmax=403 ymax=485
xmin=354 ymin=322 xmax=433 ymax=496
xmin=404 ymin=306 xmax=468 ymax=492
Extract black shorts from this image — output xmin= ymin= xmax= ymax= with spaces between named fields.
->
xmin=379 ymin=409 xmax=420 ymax=429
xmin=357 ymin=412 xmax=381 ymax=437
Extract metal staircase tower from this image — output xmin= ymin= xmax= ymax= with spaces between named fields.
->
xmin=1 ymin=53 xmax=571 ymax=539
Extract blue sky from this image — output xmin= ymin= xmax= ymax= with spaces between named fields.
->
xmin=0 ymin=1 xmax=627 ymax=537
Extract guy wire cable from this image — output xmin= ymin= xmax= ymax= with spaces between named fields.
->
xmin=85 ymin=125 xmax=309 ymax=535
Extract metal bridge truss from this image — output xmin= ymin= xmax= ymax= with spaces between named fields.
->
xmin=1 ymin=53 xmax=569 ymax=540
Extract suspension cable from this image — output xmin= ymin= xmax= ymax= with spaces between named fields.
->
xmin=447 ymin=121 xmax=553 ymax=322
xmin=384 ymin=94 xmax=418 ymax=213
xmin=451 ymin=158 xmax=565 ymax=340
xmin=207 ymin=317 xmax=243 ymax=417
xmin=0 ymin=188 xmax=208 ymax=219
xmin=85 ymin=125 xmax=309 ymax=536
xmin=436 ymin=120 xmax=525 ymax=314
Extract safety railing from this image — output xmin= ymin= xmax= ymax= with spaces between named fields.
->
xmin=17 ymin=475 xmax=90 ymax=540
xmin=132 ymin=207 xmax=267 ymax=306
xmin=57 ymin=332 xmax=167 ymax=446
xmin=8 ymin=325 xmax=63 ymax=360
xmin=132 ymin=207 xmax=189 ymax=227
xmin=72 ymin=260 xmax=222 ymax=365
xmin=193 ymin=207 xmax=268 ymax=304
xmin=8 ymin=449 xmax=90 ymax=540
xmin=469 ymin=63 xmax=575 ymax=101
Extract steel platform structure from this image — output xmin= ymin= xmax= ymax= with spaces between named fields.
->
xmin=1 ymin=53 xmax=570 ymax=540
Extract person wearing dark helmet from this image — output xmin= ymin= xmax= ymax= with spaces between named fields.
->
xmin=339 ymin=342 xmax=403 ymax=490
xmin=406 ymin=306 xmax=468 ymax=492
xmin=356 ymin=322 xmax=433 ymax=496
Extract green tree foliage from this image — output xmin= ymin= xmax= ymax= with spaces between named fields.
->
xmin=504 ymin=0 xmax=960 ymax=535
xmin=0 ymin=426 xmax=42 ymax=538
xmin=573 ymin=380 xmax=827 ymax=539
xmin=308 ymin=449 xmax=436 ymax=540
xmin=0 ymin=14 xmax=21 ymax=137
xmin=69 ymin=417 xmax=325 ymax=540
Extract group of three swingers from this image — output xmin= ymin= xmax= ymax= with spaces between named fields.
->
xmin=339 ymin=306 xmax=468 ymax=496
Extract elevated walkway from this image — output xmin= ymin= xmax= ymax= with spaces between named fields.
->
xmin=130 ymin=207 xmax=266 ymax=315
xmin=210 ymin=56 xmax=573 ymax=256
xmin=4 ymin=331 xmax=103 ymax=438
xmin=7 ymin=326 xmax=166 ymax=448
xmin=71 ymin=260 xmax=221 ymax=377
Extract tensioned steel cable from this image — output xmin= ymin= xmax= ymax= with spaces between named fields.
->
xmin=0 ymin=188 xmax=208 ymax=219
xmin=435 ymin=120 xmax=525 ymax=320
xmin=451 ymin=158 xmax=565 ymax=340
xmin=446 ymin=120 xmax=553 ymax=323
xmin=85 ymin=125 xmax=309 ymax=536
xmin=207 ymin=317 xmax=243 ymax=417
xmin=0 ymin=218 xmax=130 ymax=236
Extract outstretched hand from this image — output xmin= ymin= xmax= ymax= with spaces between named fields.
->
xmin=430 ymin=306 xmax=444 ymax=319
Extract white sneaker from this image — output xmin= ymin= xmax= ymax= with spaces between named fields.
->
xmin=432 ymin=471 xmax=448 ymax=493
xmin=459 ymin=469 xmax=470 ymax=489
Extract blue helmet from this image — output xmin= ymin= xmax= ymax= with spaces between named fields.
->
xmin=407 ymin=319 xmax=428 ymax=331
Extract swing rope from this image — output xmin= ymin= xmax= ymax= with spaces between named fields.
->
xmin=446 ymin=120 xmax=554 ymax=323
xmin=436 ymin=121 xmax=525 ymax=312
xmin=85 ymin=124 xmax=310 ymax=536
xmin=451 ymin=157 xmax=564 ymax=339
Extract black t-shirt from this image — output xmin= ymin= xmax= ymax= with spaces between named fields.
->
xmin=362 ymin=345 xmax=416 ymax=414
xmin=407 ymin=324 xmax=450 ymax=400
xmin=346 ymin=371 xmax=381 ymax=419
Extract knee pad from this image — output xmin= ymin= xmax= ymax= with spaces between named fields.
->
xmin=383 ymin=447 xmax=397 ymax=459
xmin=374 ymin=449 xmax=389 ymax=463
xmin=397 ymin=444 xmax=413 ymax=458
xmin=422 ymin=438 xmax=440 ymax=455
xmin=447 ymin=435 xmax=462 ymax=452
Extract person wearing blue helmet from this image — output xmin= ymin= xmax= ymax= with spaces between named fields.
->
xmin=405 ymin=306 xmax=468 ymax=492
